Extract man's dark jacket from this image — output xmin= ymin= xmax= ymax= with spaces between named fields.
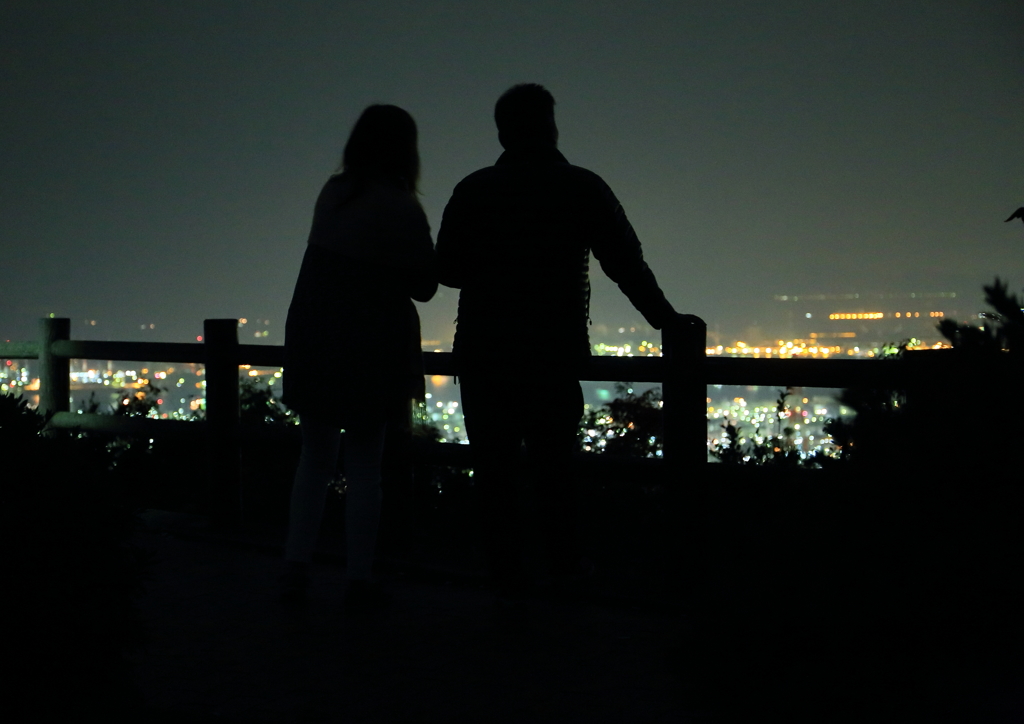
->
xmin=436 ymin=145 xmax=675 ymax=373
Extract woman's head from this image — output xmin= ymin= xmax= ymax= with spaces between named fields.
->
xmin=341 ymin=104 xmax=420 ymax=193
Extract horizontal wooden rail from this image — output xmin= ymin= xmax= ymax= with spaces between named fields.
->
xmin=45 ymin=411 xmax=297 ymax=439
xmin=0 ymin=341 xmax=41 ymax=358
xmin=48 ymin=411 xmax=203 ymax=437
xmin=50 ymin=340 xmax=205 ymax=364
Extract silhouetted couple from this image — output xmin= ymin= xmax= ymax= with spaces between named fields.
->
xmin=280 ymin=84 xmax=677 ymax=612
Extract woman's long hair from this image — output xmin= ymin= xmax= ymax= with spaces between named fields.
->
xmin=338 ymin=104 xmax=420 ymax=195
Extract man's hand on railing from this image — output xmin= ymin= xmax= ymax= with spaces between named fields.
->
xmin=672 ymin=313 xmax=706 ymax=327
xmin=662 ymin=313 xmax=707 ymax=355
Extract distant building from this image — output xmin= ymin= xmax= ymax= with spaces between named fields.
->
xmin=771 ymin=292 xmax=967 ymax=349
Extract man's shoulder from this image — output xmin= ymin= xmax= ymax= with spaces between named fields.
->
xmin=453 ymin=166 xmax=499 ymax=188
xmin=454 ymin=160 xmax=611 ymax=194
xmin=554 ymin=161 xmax=609 ymax=186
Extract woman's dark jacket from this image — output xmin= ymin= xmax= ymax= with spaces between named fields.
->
xmin=283 ymin=174 xmax=436 ymax=426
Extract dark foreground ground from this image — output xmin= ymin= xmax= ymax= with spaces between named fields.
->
xmin=129 ymin=512 xmax=685 ymax=723
xmin=15 ymin=460 xmax=1024 ymax=723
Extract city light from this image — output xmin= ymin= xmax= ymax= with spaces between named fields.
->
xmin=828 ymin=312 xmax=883 ymax=320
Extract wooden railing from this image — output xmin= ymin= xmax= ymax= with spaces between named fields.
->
xmin=2 ymin=316 xmax=1008 ymax=524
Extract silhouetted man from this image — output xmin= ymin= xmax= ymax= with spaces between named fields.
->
xmin=436 ymin=83 xmax=677 ymax=598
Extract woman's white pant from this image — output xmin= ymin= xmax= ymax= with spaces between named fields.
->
xmin=284 ymin=417 xmax=386 ymax=580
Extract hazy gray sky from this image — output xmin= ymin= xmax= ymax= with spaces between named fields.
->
xmin=2 ymin=1 xmax=1021 ymax=346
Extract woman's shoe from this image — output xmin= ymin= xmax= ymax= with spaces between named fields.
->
xmin=279 ymin=563 xmax=310 ymax=605
xmin=344 ymin=579 xmax=391 ymax=615
xmin=545 ymin=556 xmax=596 ymax=599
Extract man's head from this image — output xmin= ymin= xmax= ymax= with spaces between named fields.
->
xmin=494 ymin=83 xmax=558 ymax=150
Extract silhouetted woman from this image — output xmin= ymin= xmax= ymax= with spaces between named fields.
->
xmin=280 ymin=105 xmax=436 ymax=612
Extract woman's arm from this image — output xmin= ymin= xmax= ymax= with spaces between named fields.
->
xmin=386 ymin=193 xmax=438 ymax=303
xmin=409 ymin=249 xmax=438 ymax=302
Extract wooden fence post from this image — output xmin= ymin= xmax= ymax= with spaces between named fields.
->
xmin=204 ymin=319 xmax=241 ymax=528
xmin=39 ymin=317 xmax=71 ymax=424
xmin=660 ymin=313 xmax=708 ymax=598
xmin=662 ymin=313 xmax=707 ymax=475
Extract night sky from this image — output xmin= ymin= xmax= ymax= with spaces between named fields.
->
xmin=3 ymin=1 xmax=1021 ymax=347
